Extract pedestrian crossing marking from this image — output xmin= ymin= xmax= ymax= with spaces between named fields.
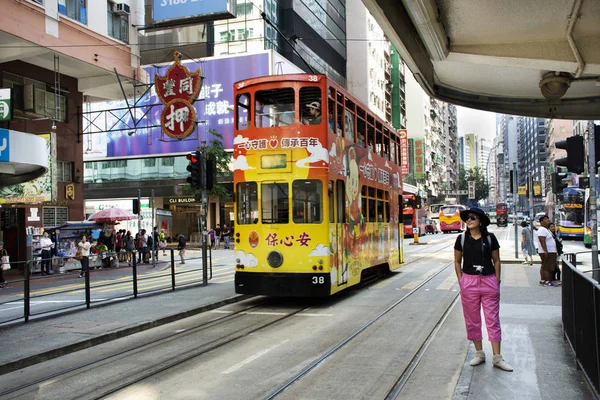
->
xmin=436 ymin=273 xmax=457 ymax=290
xmin=401 ymin=267 xmax=440 ymax=290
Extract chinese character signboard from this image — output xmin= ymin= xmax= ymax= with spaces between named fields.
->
xmin=0 ymin=88 xmax=12 ymax=122
xmin=468 ymin=180 xmax=476 ymax=199
xmin=414 ymin=137 xmax=425 ymax=180
xmin=398 ymin=129 xmax=409 ymax=176
xmin=83 ymin=52 xmax=270 ymax=160
xmin=155 ymin=52 xmax=202 ymax=140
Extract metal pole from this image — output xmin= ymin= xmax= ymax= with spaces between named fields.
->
xmin=24 ymin=260 xmax=31 ymax=322
xmin=529 ymin=173 xmax=534 ymax=231
xmin=151 ymin=189 xmax=156 ymax=267
xmin=132 ymin=252 xmax=138 ymax=298
xmin=137 ymin=189 xmax=141 ymax=237
xmin=202 ymin=149 xmax=208 ymax=286
xmin=513 ymin=163 xmax=518 ymax=258
xmin=588 ymin=121 xmax=599 ymax=282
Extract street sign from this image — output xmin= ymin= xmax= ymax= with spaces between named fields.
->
xmin=0 ymin=88 xmax=12 ymax=122
xmin=468 ymin=181 xmax=476 ymax=199
xmin=443 ymin=190 xmax=468 ymax=195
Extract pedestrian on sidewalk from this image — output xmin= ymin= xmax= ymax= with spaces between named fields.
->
xmin=77 ymin=234 xmax=92 ymax=278
xmin=0 ymin=241 xmax=8 ymax=288
xmin=176 ymin=233 xmax=186 ymax=264
xmin=537 ymin=215 xmax=558 ymax=287
xmin=208 ymin=228 xmax=215 ymax=250
xmin=40 ymin=231 xmax=55 ymax=275
xmin=125 ymin=231 xmax=134 ymax=266
xmin=454 ymin=207 xmax=513 ymax=372
xmin=521 ymin=221 xmax=535 ymax=265
xmin=222 ymin=224 xmax=231 ymax=249
xmin=549 ymin=222 xmax=562 ymax=283
xmin=215 ymin=224 xmax=222 ymax=250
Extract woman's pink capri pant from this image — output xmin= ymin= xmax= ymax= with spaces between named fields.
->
xmin=459 ymin=273 xmax=502 ymax=342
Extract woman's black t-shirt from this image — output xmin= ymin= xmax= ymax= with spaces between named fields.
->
xmin=454 ymin=232 xmax=500 ymax=275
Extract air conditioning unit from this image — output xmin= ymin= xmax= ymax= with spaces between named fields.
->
xmin=114 ymin=3 xmax=130 ymax=16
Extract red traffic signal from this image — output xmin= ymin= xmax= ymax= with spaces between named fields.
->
xmin=186 ymin=151 xmax=203 ymax=189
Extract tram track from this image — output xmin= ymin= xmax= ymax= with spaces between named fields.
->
xmin=266 ymin=258 xmax=458 ymax=399
xmin=1 ymin=235 xmax=459 ymax=399
xmin=0 ymin=299 xmax=317 ymax=400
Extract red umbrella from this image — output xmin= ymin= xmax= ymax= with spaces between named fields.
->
xmin=88 ymin=207 xmax=137 ymax=223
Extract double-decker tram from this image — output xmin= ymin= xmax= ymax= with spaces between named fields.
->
xmin=439 ymin=204 xmax=467 ymax=233
xmin=233 ymin=74 xmax=404 ymax=296
xmin=402 ymin=194 xmax=426 ymax=237
xmin=558 ymin=187 xmax=584 ymax=239
xmin=496 ymin=203 xmax=509 ymax=227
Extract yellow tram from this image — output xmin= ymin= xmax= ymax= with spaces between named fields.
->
xmin=232 ymin=74 xmax=405 ymax=296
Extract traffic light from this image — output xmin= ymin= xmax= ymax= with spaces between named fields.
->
xmin=555 ymin=135 xmax=584 ymax=174
xmin=186 ymin=151 xmax=203 ymax=189
xmin=415 ymin=195 xmax=422 ymax=209
xmin=509 ymin=170 xmax=514 ymax=193
xmin=551 ymin=171 xmax=568 ymax=194
xmin=205 ymin=159 xmax=215 ymax=191
xmin=132 ymin=199 xmax=139 ymax=214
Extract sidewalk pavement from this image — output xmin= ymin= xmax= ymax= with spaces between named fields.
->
xmin=0 ymin=248 xmax=593 ymax=399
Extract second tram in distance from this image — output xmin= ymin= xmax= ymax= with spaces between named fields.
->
xmin=232 ymin=74 xmax=405 ymax=296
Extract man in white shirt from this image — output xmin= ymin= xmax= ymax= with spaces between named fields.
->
xmin=39 ymin=232 xmax=54 ymax=275
xmin=537 ymin=215 xmax=558 ymax=286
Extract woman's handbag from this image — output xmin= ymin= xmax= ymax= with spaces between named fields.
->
xmin=1 ymin=250 xmax=10 ymax=270
xmin=75 ymin=247 xmax=83 ymax=261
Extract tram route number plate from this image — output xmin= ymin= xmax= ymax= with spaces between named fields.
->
xmin=312 ymin=276 xmax=325 ymax=285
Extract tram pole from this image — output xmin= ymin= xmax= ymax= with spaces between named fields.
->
xmin=588 ymin=121 xmax=599 ymax=282
xmin=513 ymin=162 xmax=518 ymax=258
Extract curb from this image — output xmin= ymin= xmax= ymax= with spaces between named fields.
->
xmin=0 ymin=294 xmax=252 ymax=376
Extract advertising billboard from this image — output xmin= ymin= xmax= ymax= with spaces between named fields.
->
xmin=0 ymin=133 xmax=56 ymax=204
xmin=414 ymin=137 xmax=425 ymax=180
xmin=83 ymin=52 xmax=271 ymax=160
xmin=153 ymin=0 xmax=236 ymax=24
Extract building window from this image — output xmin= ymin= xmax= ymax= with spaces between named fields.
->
xmin=59 ymin=0 xmax=87 ymax=25
xmin=43 ymin=207 xmax=69 ymax=227
xmin=107 ymin=2 xmax=129 ymax=42
xmin=57 ymin=161 xmax=73 ymax=182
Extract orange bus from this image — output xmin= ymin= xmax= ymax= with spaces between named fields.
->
xmin=232 ymin=74 xmax=404 ymax=296
xmin=439 ymin=204 xmax=467 ymax=233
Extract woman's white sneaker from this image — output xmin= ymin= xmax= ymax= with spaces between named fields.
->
xmin=492 ymin=355 xmax=513 ymax=371
xmin=470 ymin=350 xmax=486 ymax=366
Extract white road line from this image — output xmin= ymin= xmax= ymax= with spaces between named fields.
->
xmin=222 ymin=339 xmax=290 ymax=374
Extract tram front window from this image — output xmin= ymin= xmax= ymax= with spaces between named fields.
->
xmin=255 ymin=88 xmax=295 ymax=127
xmin=262 ymin=182 xmax=289 ymax=224
xmin=237 ymin=182 xmax=258 ymax=224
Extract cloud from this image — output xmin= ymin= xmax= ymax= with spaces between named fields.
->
xmin=296 ymin=142 xmax=329 ymax=168
xmin=234 ymin=251 xmax=258 ymax=267
xmin=233 ymin=135 xmax=249 ymax=145
xmin=233 ymin=155 xmax=255 ymax=171
xmin=309 ymin=244 xmax=330 ymax=256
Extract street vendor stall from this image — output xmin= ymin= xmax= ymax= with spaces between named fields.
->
xmin=46 ymin=221 xmax=102 ymax=273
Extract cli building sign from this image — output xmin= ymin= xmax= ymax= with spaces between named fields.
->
xmin=153 ymin=0 xmax=236 ymax=24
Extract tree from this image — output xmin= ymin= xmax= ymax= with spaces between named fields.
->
xmin=183 ymin=128 xmax=232 ymax=201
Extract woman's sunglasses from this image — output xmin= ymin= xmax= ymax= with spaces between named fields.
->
xmin=467 ymin=215 xmax=479 ymax=221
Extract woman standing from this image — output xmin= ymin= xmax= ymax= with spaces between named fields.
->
xmin=39 ymin=231 xmax=55 ymax=275
xmin=454 ymin=207 xmax=513 ymax=371
xmin=125 ymin=231 xmax=134 ymax=266
xmin=549 ymin=222 xmax=563 ymax=283
xmin=78 ymin=234 xmax=92 ymax=278
xmin=0 ymin=241 xmax=7 ymax=288
xmin=521 ymin=221 xmax=535 ymax=265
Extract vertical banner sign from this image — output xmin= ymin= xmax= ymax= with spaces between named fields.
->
xmin=414 ymin=138 xmax=425 ymax=180
xmin=0 ymin=88 xmax=12 ymax=121
xmin=398 ymin=129 xmax=409 ymax=176
xmin=468 ymin=180 xmax=476 ymax=199
xmin=155 ymin=51 xmax=203 ymax=140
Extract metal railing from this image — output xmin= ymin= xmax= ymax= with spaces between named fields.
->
xmin=0 ymin=247 xmax=215 ymax=326
xmin=562 ymin=252 xmax=600 ymax=398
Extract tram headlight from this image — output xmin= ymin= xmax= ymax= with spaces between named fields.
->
xmin=267 ymin=251 xmax=283 ymax=268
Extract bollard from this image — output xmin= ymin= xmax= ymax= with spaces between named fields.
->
xmin=413 ymin=228 xmax=419 ymax=244
xmin=132 ymin=255 xmax=138 ymax=298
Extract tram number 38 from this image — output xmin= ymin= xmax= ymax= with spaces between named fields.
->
xmin=312 ymin=276 xmax=325 ymax=285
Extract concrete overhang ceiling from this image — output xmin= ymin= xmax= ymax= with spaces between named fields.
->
xmin=0 ymin=32 xmax=138 ymax=102
xmin=363 ymin=0 xmax=600 ymax=119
